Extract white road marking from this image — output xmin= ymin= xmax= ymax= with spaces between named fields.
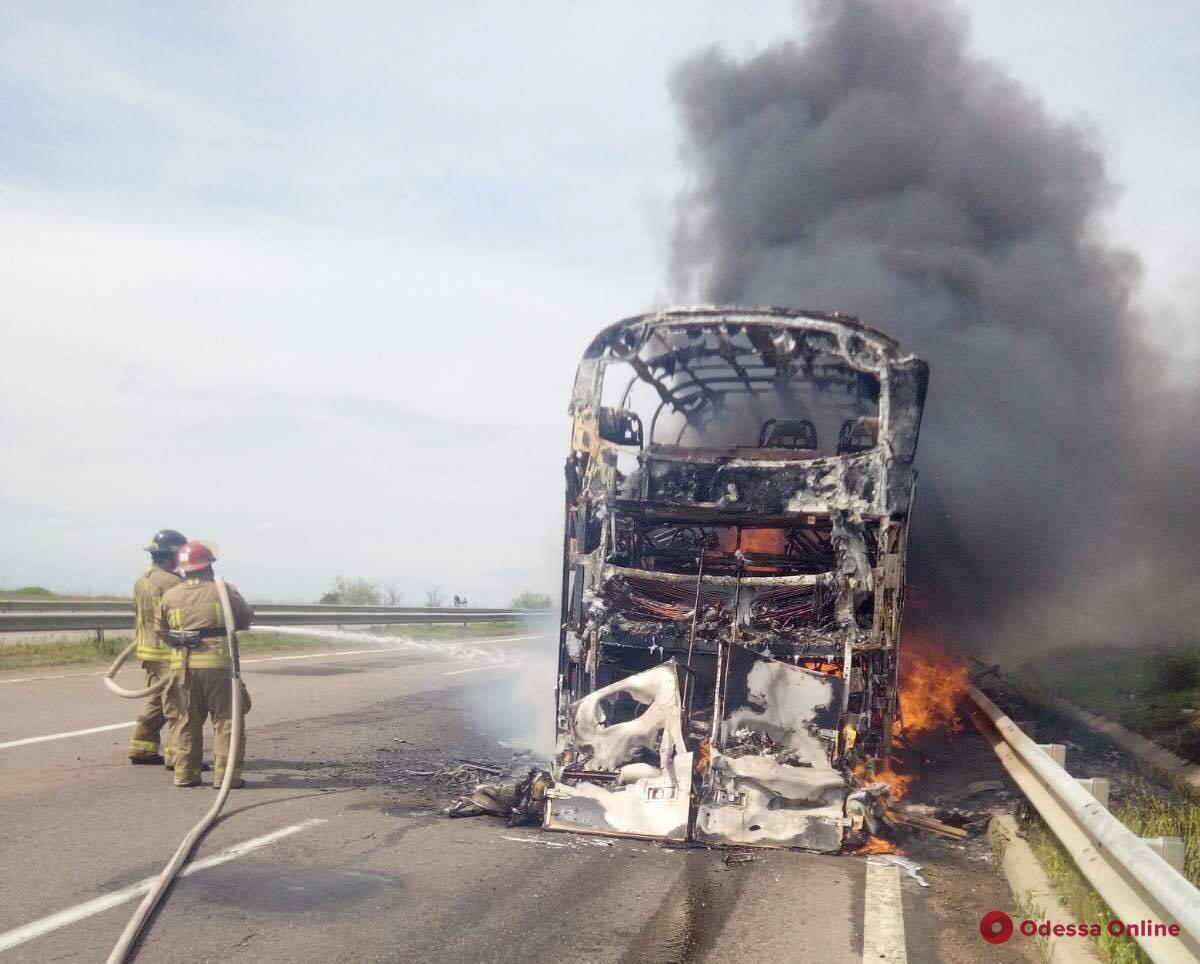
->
xmin=863 ymin=861 xmax=908 ymax=963
xmin=0 ymin=670 xmax=97 ymax=685
xmin=0 ymin=721 xmax=134 ymax=750
xmin=443 ymin=663 xmax=522 ymax=676
xmin=0 ymin=818 xmax=326 ymax=953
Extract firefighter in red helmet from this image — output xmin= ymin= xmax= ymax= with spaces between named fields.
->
xmin=156 ymin=542 xmax=254 ymax=788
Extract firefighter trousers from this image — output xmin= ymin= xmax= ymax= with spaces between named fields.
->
xmin=129 ymin=660 xmax=173 ymax=763
xmin=164 ymin=666 xmax=251 ymax=786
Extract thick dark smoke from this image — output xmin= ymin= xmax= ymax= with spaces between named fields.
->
xmin=669 ymin=0 xmax=1198 ymax=654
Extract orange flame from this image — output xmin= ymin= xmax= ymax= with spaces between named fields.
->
xmin=873 ymin=763 xmax=914 ymax=801
xmin=799 ymin=659 xmax=843 ymax=676
xmin=896 ymin=636 xmax=970 ymax=737
xmin=854 ymin=836 xmax=903 ymax=855
xmin=854 ymin=761 xmax=914 ymax=801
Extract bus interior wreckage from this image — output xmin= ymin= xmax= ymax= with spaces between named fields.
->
xmin=547 ymin=306 xmax=929 ymax=852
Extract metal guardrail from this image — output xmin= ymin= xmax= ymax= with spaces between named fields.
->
xmin=0 ymin=600 xmax=129 ymax=612
xmin=0 ymin=599 xmax=544 ymax=615
xmin=0 ymin=607 xmax=543 ymax=634
xmin=967 ymin=685 xmax=1200 ymax=964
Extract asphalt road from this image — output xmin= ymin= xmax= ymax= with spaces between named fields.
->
xmin=0 ymin=629 xmax=1036 ymax=963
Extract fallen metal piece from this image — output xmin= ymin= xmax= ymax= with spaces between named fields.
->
xmin=888 ymin=808 xmax=970 ymax=840
xmin=457 ymin=760 xmax=504 ymax=775
xmin=869 ymin=854 xmax=930 ymax=887
xmin=723 ymin=851 xmax=755 ymax=864
xmin=444 ymin=800 xmax=488 ymax=818
xmin=509 ymin=768 xmax=552 ymax=827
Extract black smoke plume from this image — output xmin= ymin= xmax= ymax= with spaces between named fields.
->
xmin=669 ymin=0 xmax=1197 ymax=653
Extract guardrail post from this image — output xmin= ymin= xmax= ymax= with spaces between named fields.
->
xmin=1141 ymin=836 xmax=1186 ymax=875
xmin=1037 ymin=743 xmax=1067 ymax=767
xmin=97 ymin=629 xmax=105 ymax=646
xmin=1074 ymin=777 xmax=1110 ymax=809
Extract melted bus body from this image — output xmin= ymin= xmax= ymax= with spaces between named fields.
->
xmin=548 ymin=306 xmax=929 ymax=851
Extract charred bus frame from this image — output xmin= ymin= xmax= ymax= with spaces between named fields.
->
xmin=549 ymin=306 xmax=929 ymax=851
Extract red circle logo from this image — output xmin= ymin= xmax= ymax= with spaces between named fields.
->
xmin=980 ymin=910 xmax=1014 ymax=944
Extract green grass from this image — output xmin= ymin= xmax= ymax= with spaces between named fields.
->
xmin=1021 ymin=779 xmax=1199 ymax=964
xmin=0 ymin=634 xmax=132 ymax=671
xmin=0 ymin=622 xmax=535 ymax=673
xmin=1114 ymin=778 xmax=1200 ymax=885
xmin=0 ymin=586 xmax=130 ymax=601
xmin=1014 ymin=642 xmax=1200 ymax=762
xmin=1027 ymin=822 xmax=1150 ymax=964
xmin=0 ymin=630 xmax=345 ymax=673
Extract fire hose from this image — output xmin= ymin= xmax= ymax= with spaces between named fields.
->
xmin=101 ymin=576 xmax=245 ymax=964
xmin=103 ymin=637 xmax=169 ymax=699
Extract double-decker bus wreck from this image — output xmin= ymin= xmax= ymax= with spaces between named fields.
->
xmin=547 ymin=306 xmax=929 ymax=852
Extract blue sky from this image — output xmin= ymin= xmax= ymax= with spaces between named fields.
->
xmin=1 ymin=1 xmax=1197 ymax=602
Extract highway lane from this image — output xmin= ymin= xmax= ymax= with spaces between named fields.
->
xmin=0 ymin=631 xmax=1034 ymax=962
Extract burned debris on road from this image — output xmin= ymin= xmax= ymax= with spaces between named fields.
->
xmin=548 ymin=306 xmax=930 ymax=852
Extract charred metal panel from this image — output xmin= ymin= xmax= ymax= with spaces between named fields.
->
xmin=554 ymin=306 xmax=927 ymax=850
xmin=546 ymin=663 xmax=692 ymax=841
xmin=695 ymin=646 xmax=845 ymax=851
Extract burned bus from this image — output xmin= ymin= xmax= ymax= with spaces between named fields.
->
xmin=547 ymin=306 xmax=929 ymax=852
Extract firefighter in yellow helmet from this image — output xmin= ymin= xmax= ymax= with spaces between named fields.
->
xmin=128 ymin=529 xmax=186 ymax=765
xmin=157 ymin=542 xmax=254 ymax=788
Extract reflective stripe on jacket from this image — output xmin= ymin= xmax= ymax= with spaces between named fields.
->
xmin=157 ymin=576 xmax=254 ymax=670
xmin=134 ymin=565 xmax=182 ymax=661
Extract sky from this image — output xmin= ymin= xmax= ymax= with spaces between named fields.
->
xmin=1 ymin=1 xmax=1197 ymax=604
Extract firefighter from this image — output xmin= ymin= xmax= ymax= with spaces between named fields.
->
xmin=129 ymin=528 xmax=187 ymax=765
xmin=157 ymin=542 xmax=254 ymax=788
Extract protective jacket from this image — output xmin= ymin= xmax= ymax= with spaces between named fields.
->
xmin=134 ymin=565 xmax=182 ymax=661
xmin=157 ymin=576 xmax=254 ymax=669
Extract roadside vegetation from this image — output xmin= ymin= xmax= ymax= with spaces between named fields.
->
xmin=1115 ymin=778 xmax=1200 ymax=884
xmin=0 ymin=630 xmax=349 ymax=673
xmin=0 ymin=586 xmax=129 ymax=601
xmin=317 ymin=576 xmax=481 ymax=609
xmin=0 ymin=634 xmax=131 ymax=671
xmin=1026 ymin=821 xmax=1148 ymax=964
xmin=0 ymin=621 xmax=535 ymax=673
xmin=512 ymin=591 xmax=554 ymax=610
xmin=1022 ymin=777 xmax=1199 ymax=964
xmin=319 ymin=576 xmax=385 ymax=605
xmin=1014 ymin=642 xmax=1200 ymax=762
xmin=1 ymin=581 xmax=542 ymax=672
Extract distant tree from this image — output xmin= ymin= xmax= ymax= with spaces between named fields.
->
xmin=319 ymin=576 xmax=381 ymax=606
xmin=511 ymin=591 xmax=553 ymax=610
xmin=424 ymin=586 xmax=445 ymax=607
xmin=382 ymin=582 xmax=405 ymax=606
xmin=10 ymin=586 xmax=55 ymax=598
